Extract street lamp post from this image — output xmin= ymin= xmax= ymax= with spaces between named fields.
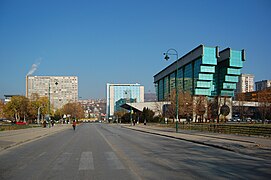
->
xmin=164 ymin=49 xmax=179 ymax=133
xmin=48 ymin=81 xmax=51 ymax=128
xmin=55 ymin=81 xmax=59 ymax=111
xmin=47 ymin=81 xmax=59 ymax=128
xmin=124 ymin=90 xmax=133 ymax=126
xmin=37 ymin=106 xmax=42 ymax=125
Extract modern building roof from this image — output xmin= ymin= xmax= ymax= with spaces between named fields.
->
xmin=154 ymin=44 xmax=219 ymax=82
xmin=218 ymin=48 xmax=245 ymax=62
xmin=106 ymin=83 xmax=141 ymax=86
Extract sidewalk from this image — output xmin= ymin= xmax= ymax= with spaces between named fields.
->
xmin=122 ymin=124 xmax=271 ymax=160
xmin=0 ymin=124 xmax=71 ymax=152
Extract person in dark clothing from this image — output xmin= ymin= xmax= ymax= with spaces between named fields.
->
xmin=72 ymin=120 xmax=76 ymax=130
xmin=43 ymin=120 xmax=46 ymax=128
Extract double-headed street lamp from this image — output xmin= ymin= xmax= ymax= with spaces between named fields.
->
xmin=47 ymin=80 xmax=59 ymax=127
xmin=164 ymin=48 xmax=179 ymax=133
xmin=124 ymin=90 xmax=133 ymax=126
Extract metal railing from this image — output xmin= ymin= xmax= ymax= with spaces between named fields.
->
xmin=179 ymin=123 xmax=271 ymax=137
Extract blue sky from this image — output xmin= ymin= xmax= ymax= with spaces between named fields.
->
xmin=0 ymin=0 xmax=271 ymax=99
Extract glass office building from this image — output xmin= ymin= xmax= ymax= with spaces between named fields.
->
xmin=106 ymin=83 xmax=144 ymax=119
xmin=154 ymin=45 xmax=245 ymax=101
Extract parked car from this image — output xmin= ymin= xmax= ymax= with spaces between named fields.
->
xmin=232 ymin=117 xmax=240 ymax=122
xmin=264 ymin=119 xmax=271 ymax=124
xmin=0 ymin=118 xmax=12 ymax=123
xmin=245 ymin=117 xmax=252 ymax=122
xmin=16 ymin=121 xmax=27 ymax=125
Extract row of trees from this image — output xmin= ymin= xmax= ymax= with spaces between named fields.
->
xmin=112 ymin=90 xmax=271 ymax=124
xmin=166 ymin=88 xmax=271 ymax=123
xmin=0 ymin=94 xmax=84 ymax=123
xmin=113 ymin=91 xmax=232 ymax=124
xmin=114 ymin=107 xmax=158 ymax=123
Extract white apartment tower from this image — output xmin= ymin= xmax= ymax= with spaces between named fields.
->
xmin=26 ymin=76 xmax=78 ymax=109
xmin=236 ymin=74 xmax=254 ymax=93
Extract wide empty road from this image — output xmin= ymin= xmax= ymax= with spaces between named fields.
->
xmin=0 ymin=123 xmax=270 ymax=180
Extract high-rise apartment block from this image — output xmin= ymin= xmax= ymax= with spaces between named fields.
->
xmin=26 ymin=76 xmax=78 ymax=109
xmin=255 ymin=80 xmax=271 ymax=91
xmin=106 ymin=83 xmax=144 ymax=119
xmin=236 ymin=74 xmax=254 ymax=93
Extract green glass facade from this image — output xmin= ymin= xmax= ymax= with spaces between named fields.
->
xmin=215 ymin=49 xmax=244 ymax=97
xmin=154 ymin=45 xmax=245 ymax=101
xmin=115 ymin=98 xmax=136 ymax=112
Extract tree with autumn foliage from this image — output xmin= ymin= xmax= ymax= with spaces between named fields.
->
xmin=27 ymin=93 xmax=50 ymax=122
xmin=166 ymin=90 xmax=193 ymax=122
xmin=0 ymin=101 xmax=4 ymax=118
xmin=258 ymin=88 xmax=271 ymax=122
xmin=194 ymin=96 xmax=207 ymax=123
xmin=3 ymin=96 xmax=29 ymax=122
xmin=62 ymin=102 xmax=84 ymax=120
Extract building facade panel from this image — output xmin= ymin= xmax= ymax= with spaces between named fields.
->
xmin=202 ymin=47 xmax=217 ymax=65
xmin=163 ymin=76 xmax=169 ymax=99
xmin=177 ymin=68 xmax=184 ymax=92
xmin=169 ymin=72 xmax=176 ymax=94
xmin=106 ymin=83 xmax=144 ymax=119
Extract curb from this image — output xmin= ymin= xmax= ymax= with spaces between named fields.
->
xmin=122 ymin=126 xmax=242 ymax=153
xmin=140 ymin=126 xmax=256 ymax=144
xmin=0 ymin=127 xmax=69 ymax=152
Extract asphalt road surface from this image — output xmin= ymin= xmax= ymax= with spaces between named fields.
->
xmin=0 ymin=123 xmax=270 ymax=180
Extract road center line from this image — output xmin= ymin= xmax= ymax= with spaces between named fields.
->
xmin=105 ymin=152 xmax=125 ymax=169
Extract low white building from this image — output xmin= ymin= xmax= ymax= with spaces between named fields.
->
xmin=121 ymin=101 xmax=170 ymax=117
xmin=106 ymin=83 xmax=144 ymax=119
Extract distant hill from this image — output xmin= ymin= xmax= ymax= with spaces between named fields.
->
xmin=144 ymin=93 xmax=157 ymax=102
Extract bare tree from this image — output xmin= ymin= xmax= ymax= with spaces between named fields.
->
xmin=180 ymin=91 xmax=193 ymax=122
xmin=194 ymin=95 xmax=206 ymax=123
xmin=166 ymin=90 xmax=177 ymax=121
xmin=167 ymin=90 xmax=194 ymax=121
xmin=258 ymin=88 xmax=271 ymax=123
xmin=236 ymin=93 xmax=246 ymax=121
xmin=154 ymin=101 xmax=163 ymax=117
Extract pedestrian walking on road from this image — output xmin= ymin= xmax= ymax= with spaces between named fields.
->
xmin=72 ymin=120 xmax=76 ymax=131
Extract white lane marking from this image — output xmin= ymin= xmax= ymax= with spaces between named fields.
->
xmin=53 ymin=152 xmax=72 ymax=170
xmin=19 ymin=164 xmax=27 ymax=170
xmin=105 ymin=152 xmax=125 ymax=170
xmin=79 ymin=152 xmax=94 ymax=170
xmin=38 ymin=152 xmax=47 ymax=158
